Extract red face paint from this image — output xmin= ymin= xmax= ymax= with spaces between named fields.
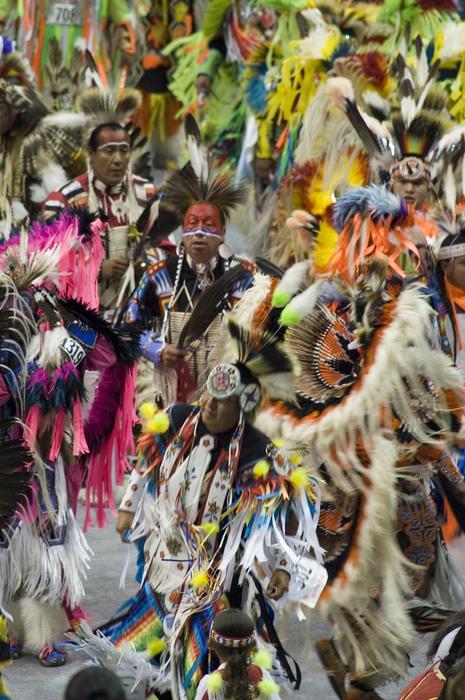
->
xmin=183 ymin=202 xmax=223 ymax=234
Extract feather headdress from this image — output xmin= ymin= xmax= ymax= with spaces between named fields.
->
xmin=325 ymin=37 xmax=460 ymax=187
xmin=75 ymin=86 xmax=142 ymax=143
xmin=160 ymin=115 xmax=247 ymax=223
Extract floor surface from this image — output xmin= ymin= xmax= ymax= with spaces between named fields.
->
xmin=6 ymin=524 xmax=465 ymax=700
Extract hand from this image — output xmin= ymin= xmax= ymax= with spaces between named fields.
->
xmin=116 ymin=510 xmax=134 ymax=542
xmin=160 ymin=344 xmax=188 ymax=368
xmin=101 ymin=257 xmax=128 ymax=283
xmin=266 ymin=569 xmax=290 ymax=600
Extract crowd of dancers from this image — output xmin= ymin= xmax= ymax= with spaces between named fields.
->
xmin=2 ymin=2 xmax=465 ymax=700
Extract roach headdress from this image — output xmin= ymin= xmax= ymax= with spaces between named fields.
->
xmin=160 ymin=114 xmax=247 ymax=224
xmin=325 ymin=36 xmax=464 ymax=196
xmin=75 ymin=85 xmax=142 ymax=143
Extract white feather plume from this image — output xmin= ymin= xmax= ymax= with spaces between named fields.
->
xmin=437 ymin=22 xmax=465 ymax=62
xmin=42 ymin=111 xmax=88 ymax=129
xmin=443 ymin=163 xmax=457 ymax=213
xmin=275 ymin=261 xmax=311 ymax=299
xmin=282 ymin=280 xmax=324 ymax=322
xmin=326 ymin=77 xmax=355 ymax=110
xmin=400 ymin=95 xmax=417 ymax=129
xmin=416 ymin=46 xmax=429 ymax=89
xmin=32 ymin=163 xmax=69 ymax=203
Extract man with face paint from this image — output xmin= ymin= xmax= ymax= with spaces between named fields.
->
xmin=123 ymin=160 xmax=255 ymax=406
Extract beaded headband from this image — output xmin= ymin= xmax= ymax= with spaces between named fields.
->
xmin=389 ymin=156 xmax=432 ymax=183
xmin=210 ymin=629 xmax=255 ymax=648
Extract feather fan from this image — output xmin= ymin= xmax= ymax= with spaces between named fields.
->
xmin=177 ymin=265 xmax=246 ymax=348
xmin=255 ymin=257 xmax=285 ymax=279
xmin=226 ymin=316 xmax=292 ymax=375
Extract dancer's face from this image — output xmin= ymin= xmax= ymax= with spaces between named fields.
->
xmin=182 ymin=202 xmax=224 ymax=264
xmin=391 ymin=177 xmax=430 ymax=208
xmin=89 ymin=127 xmax=131 ymax=187
xmin=200 ymin=391 xmax=241 ymax=434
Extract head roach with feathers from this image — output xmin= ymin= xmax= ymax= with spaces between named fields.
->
xmin=325 ymin=38 xmax=465 ymax=204
xmin=160 ymin=115 xmax=247 ymax=236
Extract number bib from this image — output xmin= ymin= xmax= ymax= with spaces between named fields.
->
xmin=61 ymin=336 xmax=86 ymax=366
xmin=47 ymin=1 xmax=82 ymax=26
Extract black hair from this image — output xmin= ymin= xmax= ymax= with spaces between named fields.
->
xmin=64 ymin=666 xmax=127 ymax=700
xmin=211 ymin=609 xmax=255 ymax=700
xmin=439 ymin=657 xmax=465 ymax=700
xmin=88 ymin=123 xmax=129 ymax=152
xmin=428 ymin=611 xmax=465 ymax=660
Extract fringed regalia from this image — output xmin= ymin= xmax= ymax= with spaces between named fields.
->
xmin=0 ymin=209 xmax=138 ymax=659
xmin=76 ymin=293 xmax=324 ymax=698
xmin=250 ymin=260 xmax=465 ymax=692
xmin=78 ymin=402 xmax=321 ymax=698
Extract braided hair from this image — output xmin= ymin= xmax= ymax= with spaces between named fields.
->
xmin=210 ymin=609 xmax=255 ymax=700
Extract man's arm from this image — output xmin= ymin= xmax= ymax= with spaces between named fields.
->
xmin=116 ymin=469 xmax=146 ymax=541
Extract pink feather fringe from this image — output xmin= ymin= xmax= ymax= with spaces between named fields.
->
xmin=25 ymin=404 xmax=43 ymax=447
xmin=84 ymin=363 xmax=137 ymax=530
xmin=0 ymin=212 xmax=104 ymax=308
xmin=49 ymin=407 xmax=65 ymax=461
xmin=72 ymin=399 xmax=89 ymax=456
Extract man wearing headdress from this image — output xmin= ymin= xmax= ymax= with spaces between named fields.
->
xmin=43 ymin=87 xmax=165 ymax=319
xmin=81 ymin=312 xmax=323 ymax=699
xmin=237 ymin=258 xmax=465 ymax=700
xmin=123 ymin=118 xmax=256 ymax=407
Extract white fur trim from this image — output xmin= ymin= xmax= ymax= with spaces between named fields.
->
xmin=11 ymin=200 xmax=28 ymax=222
xmin=9 ymin=598 xmax=69 ymax=653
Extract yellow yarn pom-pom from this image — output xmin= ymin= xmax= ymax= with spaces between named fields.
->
xmin=146 ymin=412 xmax=170 ymax=434
xmin=272 ymin=438 xmax=283 ymax=448
xmin=257 ymin=678 xmax=279 ymax=697
xmin=253 ymin=460 xmax=270 ymax=479
xmin=147 ymin=637 xmax=166 ymax=657
xmin=200 ymin=522 xmax=220 ymax=537
xmin=139 ymin=402 xmax=157 ymax=420
xmin=206 ymin=671 xmax=224 ymax=693
xmin=191 ymin=570 xmax=209 ymax=590
xmin=289 ymin=452 xmax=302 ymax=466
xmin=253 ymin=648 xmax=273 ymax=671
xmin=289 ymin=467 xmax=309 ymax=489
